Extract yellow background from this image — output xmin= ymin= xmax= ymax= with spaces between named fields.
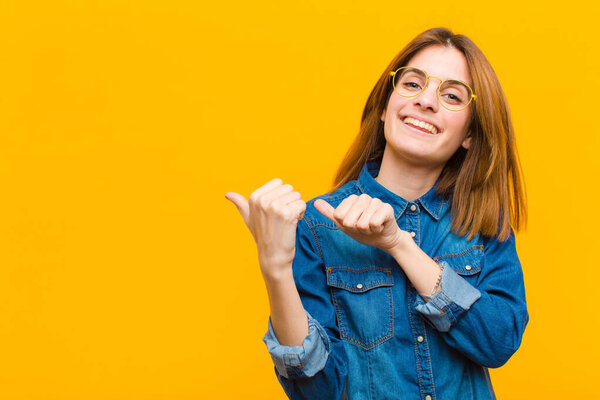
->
xmin=0 ymin=0 xmax=598 ymax=398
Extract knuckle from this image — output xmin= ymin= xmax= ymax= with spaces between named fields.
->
xmin=269 ymin=199 xmax=281 ymax=211
xmin=342 ymin=218 xmax=354 ymax=228
xmin=356 ymin=221 xmax=369 ymax=231
xmin=258 ymin=197 xmax=270 ymax=210
xmin=280 ymin=208 xmax=293 ymax=220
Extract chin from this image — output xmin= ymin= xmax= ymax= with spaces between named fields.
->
xmin=388 ymin=145 xmax=440 ymax=166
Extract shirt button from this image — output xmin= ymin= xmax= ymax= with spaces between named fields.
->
xmin=425 ymin=395 xmax=432 ymax=400
xmin=465 ymin=265 xmax=472 ymax=271
xmin=410 ymin=231 xmax=416 ymax=238
xmin=417 ymin=335 xmax=424 ymax=343
xmin=409 ymin=204 xmax=417 ymax=212
xmin=356 ymin=283 xmax=363 ymax=289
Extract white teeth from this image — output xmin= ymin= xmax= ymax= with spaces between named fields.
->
xmin=403 ymin=117 xmax=438 ymax=135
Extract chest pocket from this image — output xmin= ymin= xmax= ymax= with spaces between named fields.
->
xmin=433 ymin=244 xmax=484 ymax=277
xmin=326 ymin=266 xmax=393 ymax=350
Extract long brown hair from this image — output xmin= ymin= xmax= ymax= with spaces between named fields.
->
xmin=330 ymin=27 xmax=526 ymax=241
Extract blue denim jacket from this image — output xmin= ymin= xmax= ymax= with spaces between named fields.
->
xmin=263 ymin=161 xmax=528 ymax=400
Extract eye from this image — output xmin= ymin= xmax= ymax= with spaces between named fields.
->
xmin=440 ymin=92 xmax=464 ymax=104
xmin=439 ymin=81 xmax=470 ymax=105
xmin=403 ymin=81 xmax=422 ymax=90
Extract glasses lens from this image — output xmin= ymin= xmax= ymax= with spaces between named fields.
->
xmin=439 ymin=80 xmax=472 ymax=111
xmin=393 ymin=67 xmax=427 ymax=97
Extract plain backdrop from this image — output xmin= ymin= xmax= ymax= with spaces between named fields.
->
xmin=0 ymin=1 xmax=598 ymax=399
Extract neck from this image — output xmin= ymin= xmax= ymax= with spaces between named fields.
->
xmin=375 ymin=146 xmax=444 ymax=202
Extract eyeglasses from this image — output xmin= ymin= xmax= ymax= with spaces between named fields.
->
xmin=389 ymin=66 xmax=477 ymax=112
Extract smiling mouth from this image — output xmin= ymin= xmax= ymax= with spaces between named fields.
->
xmin=402 ymin=116 xmax=439 ymax=135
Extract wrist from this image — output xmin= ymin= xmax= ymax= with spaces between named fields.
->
xmin=261 ymin=263 xmax=295 ymax=287
xmin=388 ymin=230 xmax=415 ymax=261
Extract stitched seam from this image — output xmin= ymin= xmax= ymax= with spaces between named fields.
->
xmin=423 ymin=328 xmax=437 ymax=400
xmin=326 ymin=267 xmax=393 ymax=291
xmin=330 ymin=290 xmax=348 ymax=343
xmin=305 ymin=220 xmax=325 ymax=261
xmin=417 ymin=210 xmax=420 ymax=246
xmin=328 ymin=281 xmax=393 ymax=291
xmin=357 ymin=180 xmax=366 ymax=195
xmin=312 ymin=223 xmax=339 ymax=230
xmin=433 ymin=244 xmax=484 ymax=275
xmin=329 ymin=284 xmax=393 ymax=350
xmin=435 ymin=197 xmax=444 ymax=219
xmin=328 ymin=266 xmax=391 ymax=273
xmin=283 ymin=354 xmax=304 ymax=369
xmin=388 ymin=282 xmax=394 ymax=349
xmin=407 ymin=287 xmax=424 ymax=397
xmin=435 ymin=244 xmax=484 ymax=261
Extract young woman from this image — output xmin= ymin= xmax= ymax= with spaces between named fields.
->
xmin=226 ymin=27 xmax=528 ymax=400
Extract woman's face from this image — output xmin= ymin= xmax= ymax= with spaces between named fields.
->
xmin=380 ymin=45 xmax=474 ymax=168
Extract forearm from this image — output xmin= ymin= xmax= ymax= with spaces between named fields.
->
xmin=263 ymin=263 xmax=309 ymax=346
xmin=389 ymin=231 xmax=442 ymax=298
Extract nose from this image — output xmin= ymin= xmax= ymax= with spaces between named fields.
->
xmin=413 ymin=77 xmax=441 ymax=112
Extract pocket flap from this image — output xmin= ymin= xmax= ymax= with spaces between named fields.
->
xmin=326 ymin=266 xmax=393 ymax=293
xmin=433 ymin=245 xmax=483 ymax=275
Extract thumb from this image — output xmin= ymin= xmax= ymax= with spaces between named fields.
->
xmin=314 ymin=199 xmax=336 ymax=222
xmin=225 ymin=192 xmax=250 ymax=227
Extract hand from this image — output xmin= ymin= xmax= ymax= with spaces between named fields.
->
xmin=314 ymin=194 xmax=409 ymax=254
xmin=225 ymin=179 xmax=306 ymax=279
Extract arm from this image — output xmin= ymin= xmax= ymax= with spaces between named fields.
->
xmin=226 ymin=183 xmax=348 ymax=399
xmin=313 ymin=194 xmax=527 ymax=368
xmin=263 ymin=216 xmax=349 ymax=399
xmin=263 ymin=264 xmax=309 ymax=347
xmin=226 ymin=179 xmax=309 ymax=346
xmin=410 ymin=230 xmax=528 ymax=368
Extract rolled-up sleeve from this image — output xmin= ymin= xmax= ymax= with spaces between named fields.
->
xmin=262 ymin=203 xmax=349 ymax=400
xmin=414 ymin=262 xmax=481 ymax=332
xmin=415 ymin=229 xmax=528 ymax=368
xmin=263 ymin=310 xmax=331 ymax=379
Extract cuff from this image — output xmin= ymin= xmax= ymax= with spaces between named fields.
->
xmin=414 ymin=261 xmax=481 ymax=332
xmin=262 ymin=310 xmax=330 ymax=379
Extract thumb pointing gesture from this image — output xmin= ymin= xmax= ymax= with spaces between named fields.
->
xmin=225 ymin=192 xmax=250 ymax=229
xmin=225 ymin=179 xmax=305 ymax=275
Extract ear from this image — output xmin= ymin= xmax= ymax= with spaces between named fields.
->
xmin=461 ymin=134 xmax=472 ymax=150
xmin=380 ymin=108 xmax=386 ymax=122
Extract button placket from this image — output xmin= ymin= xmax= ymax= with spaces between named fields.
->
xmin=405 ymin=202 xmax=420 ymax=245
xmin=408 ymin=290 xmax=436 ymax=400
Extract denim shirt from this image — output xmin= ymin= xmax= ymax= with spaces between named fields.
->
xmin=263 ymin=161 xmax=529 ymax=400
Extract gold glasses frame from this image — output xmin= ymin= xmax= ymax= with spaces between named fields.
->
xmin=389 ymin=66 xmax=477 ymax=112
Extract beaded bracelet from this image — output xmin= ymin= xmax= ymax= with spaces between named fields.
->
xmin=430 ymin=264 xmax=444 ymax=297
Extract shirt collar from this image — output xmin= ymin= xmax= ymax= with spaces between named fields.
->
xmin=356 ymin=161 xmax=446 ymax=221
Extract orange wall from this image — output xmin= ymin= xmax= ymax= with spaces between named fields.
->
xmin=0 ymin=1 xmax=598 ymax=398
